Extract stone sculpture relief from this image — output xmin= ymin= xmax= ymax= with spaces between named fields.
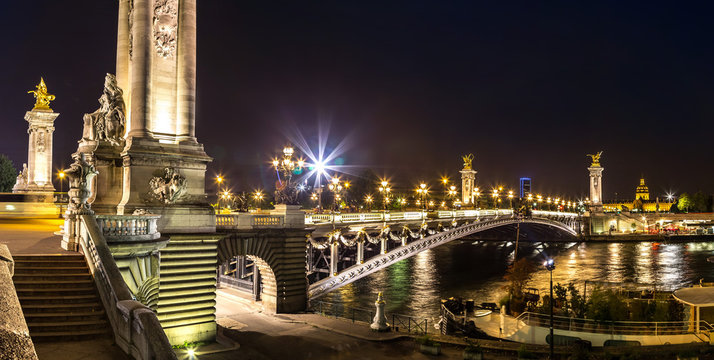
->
xmin=36 ymin=131 xmax=46 ymax=153
xmin=63 ymin=153 xmax=98 ymax=214
xmin=148 ymin=168 xmax=187 ymax=204
xmin=153 ymin=0 xmax=178 ymax=58
xmin=82 ymin=74 xmax=126 ymax=146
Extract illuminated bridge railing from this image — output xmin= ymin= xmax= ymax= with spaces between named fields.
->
xmin=217 ymin=209 xmax=579 ymax=230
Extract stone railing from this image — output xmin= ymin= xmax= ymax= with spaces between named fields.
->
xmin=216 ymin=213 xmax=286 ymax=230
xmin=78 ymin=215 xmax=176 ymax=360
xmin=0 ymin=245 xmax=38 ymax=360
xmin=96 ymin=214 xmax=161 ymax=242
xmin=218 ymin=209 xmax=579 ymax=230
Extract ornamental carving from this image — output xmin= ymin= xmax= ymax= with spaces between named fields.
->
xmin=149 ymin=167 xmax=187 ymax=204
xmin=82 ymin=74 xmax=126 ymax=146
xmin=153 ymin=0 xmax=178 ymax=58
xmin=36 ymin=131 xmax=46 ymax=153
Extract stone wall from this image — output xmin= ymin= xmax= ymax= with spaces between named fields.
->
xmin=0 ymin=245 xmax=38 ymax=360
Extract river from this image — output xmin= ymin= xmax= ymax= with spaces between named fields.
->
xmin=317 ymin=240 xmax=714 ymax=323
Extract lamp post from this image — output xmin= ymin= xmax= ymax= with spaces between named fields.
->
xmin=508 ymin=190 xmax=514 ymax=209
xmin=544 ymin=258 xmax=556 ymax=359
xmin=447 ymin=185 xmax=458 ymax=210
xmin=416 ymin=183 xmax=428 ymax=211
xmin=215 ymin=175 xmax=224 ymax=209
xmin=378 ymin=180 xmax=391 ymax=212
xmin=491 ymin=189 xmax=499 ymax=209
xmin=364 ymin=194 xmax=373 ymax=211
xmin=58 ymin=171 xmax=65 ymax=193
xmin=271 ymin=145 xmax=304 ymax=205
xmin=253 ymin=190 xmax=264 ymax=209
xmin=327 ymin=177 xmax=343 ymax=212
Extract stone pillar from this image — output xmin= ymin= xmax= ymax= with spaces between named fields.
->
xmin=381 ymin=237 xmax=388 ymax=254
xmin=356 ymin=241 xmax=364 ymax=264
xmin=177 ymin=0 xmax=197 ymax=143
xmin=330 ymin=241 xmax=339 ymax=276
xmin=588 ymin=165 xmax=604 ymax=211
xmin=460 ymin=169 xmax=477 ymax=206
xmin=16 ymin=109 xmax=58 ymax=194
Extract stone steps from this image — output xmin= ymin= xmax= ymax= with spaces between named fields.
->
xmin=12 ymin=254 xmax=111 ymax=342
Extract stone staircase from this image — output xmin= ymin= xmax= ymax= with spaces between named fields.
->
xmin=12 ymin=254 xmax=111 ymax=341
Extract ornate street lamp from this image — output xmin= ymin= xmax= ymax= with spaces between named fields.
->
xmin=378 ymin=180 xmax=391 ymax=212
xmin=416 ymin=183 xmax=428 ymax=211
xmin=253 ymin=190 xmax=264 ymax=209
xmin=327 ymin=177 xmax=343 ymax=212
xmin=447 ymin=185 xmax=458 ymax=210
xmin=271 ymin=146 xmax=303 ymax=205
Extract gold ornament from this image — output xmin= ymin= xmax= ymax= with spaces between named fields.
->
xmin=587 ymin=151 xmax=603 ymax=167
xmin=462 ymin=153 xmax=474 ymax=170
xmin=28 ymin=77 xmax=55 ymax=110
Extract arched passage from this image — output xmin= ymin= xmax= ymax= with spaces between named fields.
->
xmin=217 ymin=229 xmax=310 ymax=313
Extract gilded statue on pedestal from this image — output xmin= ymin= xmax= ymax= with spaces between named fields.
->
xmin=462 ymin=153 xmax=474 ymax=170
xmin=587 ymin=151 xmax=603 ymax=167
xmin=27 ymin=78 xmax=55 ymax=111
xmin=82 ymin=73 xmax=126 ymax=145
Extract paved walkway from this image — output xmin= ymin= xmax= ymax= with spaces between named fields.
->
xmin=0 ymin=218 xmax=68 ymax=255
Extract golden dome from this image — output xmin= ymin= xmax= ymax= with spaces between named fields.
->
xmin=635 ymin=177 xmax=649 ymax=201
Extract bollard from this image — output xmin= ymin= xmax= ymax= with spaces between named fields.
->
xmin=370 ymin=292 xmax=389 ymax=331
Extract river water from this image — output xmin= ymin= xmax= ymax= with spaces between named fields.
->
xmin=318 ymin=240 xmax=714 ymax=323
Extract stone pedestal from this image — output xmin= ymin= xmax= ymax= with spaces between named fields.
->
xmin=76 ymin=141 xmax=124 ymax=215
xmin=115 ymin=138 xmax=214 ymax=233
xmin=271 ymin=204 xmax=305 ymax=228
xmin=14 ymin=109 xmax=58 ymax=194
xmin=588 ymin=165 xmax=604 ymax=211
xmin=370 ymin=292 xmax=389 ymax=331
xmin=460 ymin=169 xmax=477 ymax=206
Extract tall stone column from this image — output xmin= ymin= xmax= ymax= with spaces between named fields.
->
xmin=460 ymin=154 xmax=477 ymax=206
xmin=16 ymin=79 xmax=58 ymax=195
xmin=112 ymin=0 xmax=213 ymax=234
xmin=587 ymin=152 xmax=604 ymax=213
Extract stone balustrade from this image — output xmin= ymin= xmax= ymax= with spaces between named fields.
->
xmin=0 ymin=244 xmax=38 ymax=360
xmin=217 ymin=209 xmax=579 ymax=230
xmin=78 ymin=215 xmax=175 ymax=360
xmin=96 ymin=214 xmax=161 ymax=241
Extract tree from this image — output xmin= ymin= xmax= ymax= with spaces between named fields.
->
xmin=504 ymin=258 xmax=534 ymax=298
xmin=677 ymin=193 xmax=691 ymax=213
xmin=691 ymin=191 xmax=711 ymax=213
xmin=0 ymin=155 xmax=16 ymax=192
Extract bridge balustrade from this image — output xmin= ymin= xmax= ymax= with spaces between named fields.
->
xmin=96 ymin=214 xmax=161 ymax=241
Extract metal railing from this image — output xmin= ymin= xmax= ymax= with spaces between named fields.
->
xmin=514 ymin=311 xmax=714 ymax=336
xmin=311 ymin=301 xmax=431 ymax=334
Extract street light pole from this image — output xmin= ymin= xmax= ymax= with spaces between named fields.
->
xmin=544 ymin=259 xmax=556 ymax=359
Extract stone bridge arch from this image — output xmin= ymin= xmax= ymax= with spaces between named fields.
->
xmin=217 ymin=229 xmax=310 ymax=313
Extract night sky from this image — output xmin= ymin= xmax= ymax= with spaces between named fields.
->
xmin=1 ymin=1 xmax=713 ymax=200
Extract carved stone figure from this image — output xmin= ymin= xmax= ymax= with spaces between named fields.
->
xmin=274 ymin=179 xmax=299 ymax=206
xmin=587 ymin=151 xmax=603 ymax=167
xmin=82 ymin=74 xmax=126 ymax=145
xmin=63 ymin=153 xmax=98 ymax=214
xmin=153 ymin=0 xmax=178 ymax=58
xmin=36 ymin=131 xmax=46 ymax=153
xmin=462 ymin=153 xmax=474 ymax=170
xmin=13 ymin=163 xmax=28 ymax=190
xmin=149 ymin=168 xmax=187 ymax=204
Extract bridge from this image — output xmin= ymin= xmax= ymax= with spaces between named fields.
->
xmin=215 ymin=209 xmax=580 ymax=300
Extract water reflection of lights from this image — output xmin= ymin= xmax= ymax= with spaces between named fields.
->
xmin=658 ymin=244 xmax=685 ymax=290
xmin=635 ymin=242 xmax=653 ymax=285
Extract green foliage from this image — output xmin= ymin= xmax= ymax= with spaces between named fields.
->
xmin=504 ymin=258 xmax=534 ymax=298
xmin=171 ymin=340 xmax=207 ymax=349
xmin=586 ymin=287 xmax=628 ymax=321
xmin=0 ymin=155 xmax=16 ymax=192
xmin=415 ymin=335 xmax=439 ymax=347
xmin=568 ymin=282 xmax=587 ymax=318
xmin=554 ymin=282 xmax=568 ymax=311
xmin=678 ymin=193 xmax=692 ymax=213
xmin=517 ymin=344 xmax=537 ymax=359
xmin=464 ymin=339 xmax=482 ymax=354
